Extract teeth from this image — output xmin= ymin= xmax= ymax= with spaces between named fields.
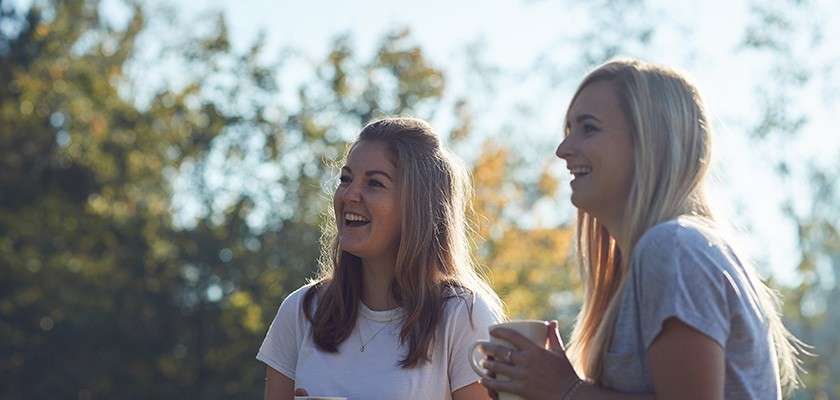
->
xmin=570 ymin=166 xmax=592 ymax=175
xmin=344 ymin=212 xmax=370 ymax=222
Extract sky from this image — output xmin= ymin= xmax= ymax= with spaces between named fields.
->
xmin=11 ymin=0 xmax=840 ymax=284
xmin=171 ymin=0 xmax=840 ymax=285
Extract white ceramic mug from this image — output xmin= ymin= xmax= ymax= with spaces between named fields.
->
xmin=469 ymin=320 xmax=548 ymax=400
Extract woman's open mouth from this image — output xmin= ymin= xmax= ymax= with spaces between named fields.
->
xmin=344 ymin=212 xmax=371 ymax=227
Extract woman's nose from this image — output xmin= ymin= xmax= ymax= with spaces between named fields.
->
xmin=341 ymin=181 xmax=363 ymax=202
xmin=555 ymin=136 xmax=574 ymax=160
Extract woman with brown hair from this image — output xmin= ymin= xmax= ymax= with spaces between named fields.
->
xmin=258 ymin=117 xmax=505 ymax=399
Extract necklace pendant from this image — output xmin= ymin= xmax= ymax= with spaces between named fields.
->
xmin=360 ymin=345 xmax=366 ymax=352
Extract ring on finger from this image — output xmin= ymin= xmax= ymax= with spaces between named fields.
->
xmin=503 ymin=348 xmax=514 ymax=364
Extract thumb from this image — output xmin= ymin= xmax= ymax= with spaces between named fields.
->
xmin=548 ymin=320 xmax=565 ymax=352
xmin=295 ymin=388 xmax=310 ymax=396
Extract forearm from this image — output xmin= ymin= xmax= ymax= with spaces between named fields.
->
xmin=264 ymin=366 xmax=295 ymax=400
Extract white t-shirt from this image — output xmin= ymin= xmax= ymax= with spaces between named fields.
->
xmin=257 ymin=284 xmax=502 ymax=400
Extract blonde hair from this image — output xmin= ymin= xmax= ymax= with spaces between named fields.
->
xmin=564 ymin=59 xmax=804 ymax=393
xmin=303 ymin=117 xmax=504 ymax=368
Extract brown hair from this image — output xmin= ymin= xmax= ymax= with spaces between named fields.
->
xmin=302 ymin=117 xmax=504 ymax=368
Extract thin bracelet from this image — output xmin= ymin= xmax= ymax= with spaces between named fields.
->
xmin=561 ymin=378 xmax=584 ymax=400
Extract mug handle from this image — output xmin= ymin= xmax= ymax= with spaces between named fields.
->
xmin=469 ymin=340 xmax=493 ymax=379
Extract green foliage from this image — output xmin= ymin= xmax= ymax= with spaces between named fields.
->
xmin=0 ymin=1 xmax=474 ymax=398
xmin=738 ymin=1 xmax=840 ymax=397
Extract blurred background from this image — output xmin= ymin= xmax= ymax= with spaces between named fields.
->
xmin=1 ymin=0 xmax=839 ymax=398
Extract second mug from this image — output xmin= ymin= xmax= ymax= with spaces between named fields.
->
xmin=469 ymin=320 xmax=549 ymax=400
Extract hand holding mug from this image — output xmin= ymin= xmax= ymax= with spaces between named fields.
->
xmin=471 ymin=320 xmax=583 ymax=400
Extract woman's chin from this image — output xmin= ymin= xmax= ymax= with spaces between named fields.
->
xmin=569 ymin=192 xmax=585 ymax=209
xmin=340 ymin=246 xmax=365 ymax=258
xmin=569 ymin=194 xmax=597 ymax=215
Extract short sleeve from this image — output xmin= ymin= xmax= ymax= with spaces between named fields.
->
xmin=256 ymin=285 xmax=311 ymax=380
xmin=632 ymin=223 xmax=732 ymax=350
xmin=445 ymin=293 xmax=504 ymax=392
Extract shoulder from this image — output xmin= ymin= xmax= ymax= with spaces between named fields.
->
xmin=632 ymin=217 xmax=737 ymax=283
xmin=625 ymin=218 xmax=748 ymax=349
xmin=634 ymin=217 xmax=730 ymax=263
xmin=278 ymin=281 xmax=321 ymax=315
xmin=441 ymin=286 xmax=504 ymax=328
xmin=636 ymin=217 xmax=722 ymax=252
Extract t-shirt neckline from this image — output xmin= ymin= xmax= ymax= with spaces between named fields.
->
xmin=359 ymin=301 xmax=403 ymax=322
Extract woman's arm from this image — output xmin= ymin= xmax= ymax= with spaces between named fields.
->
xmin=644 ymin=317 xmax=725 ymax=400
xmin=560 ymin=318 xmax=724 ymax=400
xmin=453 ymin=381 xmax=493 ymax=400
xmin=264 ymin=366 xmax=295 ymax=400
xmin=259 ymin=287 xmax=309 ymax=400
xmin=480 ymin=318 xmax=724 ymax=400
xmin=448 ymin=294 xmax=502 ymax=400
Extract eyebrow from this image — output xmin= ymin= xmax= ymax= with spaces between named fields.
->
xmin=575 ymin=114 xmax=602 ymax=123
xmin=341 ymin=167 xmax=394 ymax=181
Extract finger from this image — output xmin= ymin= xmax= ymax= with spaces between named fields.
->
xmin=295 ymin=388 xmax=309 ymax=396
xmin=548 ymin=320 xmax=565 ymax=352
xmin=490 ymin=327 xmax=541 ymax=351
xmin=480 ymin=377 xmax=523 ymax=395
xmin=481 ymin=359 xmax=527 ymax=379
xmin=479 ymin=342 xmax=515 ymax=359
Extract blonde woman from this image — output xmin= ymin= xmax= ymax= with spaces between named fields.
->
xmin=475 ymin=59 xmax=804 ymax=399
xmin=258 ymin=117 xmax=505 ymax=400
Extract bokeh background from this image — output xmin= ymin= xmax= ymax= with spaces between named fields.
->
xmin=2 ymin=0 xmax=839 ymax=398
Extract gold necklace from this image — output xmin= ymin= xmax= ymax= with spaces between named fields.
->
xmin=358 ymin=318 xmax=396 ymax=352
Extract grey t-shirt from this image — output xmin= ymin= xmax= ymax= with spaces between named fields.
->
xmin=601 ymin=217 xmax=780 ymax=399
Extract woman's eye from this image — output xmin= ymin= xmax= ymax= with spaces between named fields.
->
xmin=582 ymin=123 xmax=599 ymax=134
xmin=368 ymin=179 xmax=384 ymax=188
xmin=339 ymin=175 xmax=351 ymax=184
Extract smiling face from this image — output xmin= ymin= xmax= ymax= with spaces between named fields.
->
xmin=333 ymin=140 xmax=402 ymax=260
xmin=555 ymin=80 xmax=635 ymax=221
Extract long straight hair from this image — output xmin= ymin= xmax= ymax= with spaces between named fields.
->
xmin=564 ymin=59 xmax=804 ymax=393
xmin=302 ymin=117 xmax=504 ymax=368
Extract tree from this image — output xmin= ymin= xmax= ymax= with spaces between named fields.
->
xmin=737 ymin=0 xmax=840 ymax=397
xmin=0 ymin=0 xmax=277 ymax=397
xmin=3 ymin=0 xmax=657 ymax=397
xmin=2 ymin=1 xmax=554 ymax=398
xmin=469 ymin=139 xmax=579 ymax=322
